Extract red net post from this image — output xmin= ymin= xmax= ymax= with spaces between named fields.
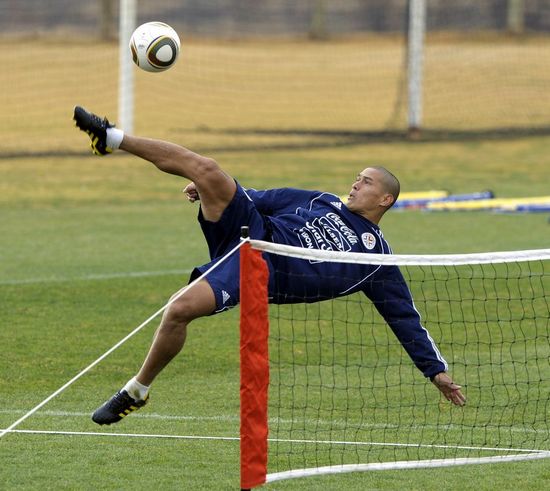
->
xmin=239 ymin=241 xmax=270 ymax=489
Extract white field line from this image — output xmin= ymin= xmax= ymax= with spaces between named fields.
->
xmin=2 ymin=428 xmax=547 ymax=457
xmin=5 ymin=429 xmax=239 ymax=441
xmin=0 ymin=409 xmax=239 ymax=423
xmin=0 ymin=268 xmax=194 ymax=286
xmin=1 ymin=409 xmax=548 ymax=436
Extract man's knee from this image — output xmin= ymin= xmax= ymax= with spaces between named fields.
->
xmin=194 ymin=157 xmax=228 ymax=189
xmin=166 ymin=294 xmax=202 ymax=325
xmin=196 ymin=156 xmax=219 ymax=176
xmin=193 ymin=157 xmax=236 ymax=205
xmin=165 ymin=280 xmax=217 ymax=324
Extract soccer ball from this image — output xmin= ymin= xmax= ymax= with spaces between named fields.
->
xmin=129 ymin=22 xmax=180 ymax=72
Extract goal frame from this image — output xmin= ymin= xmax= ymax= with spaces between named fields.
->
xmin=117 ymin=0 xmax=428 ymax=135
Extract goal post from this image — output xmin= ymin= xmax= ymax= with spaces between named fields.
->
xmin=239 ymin=240 xmax=550 ymax=485
xmin=407 ymin=0 xmax=426 ymax=135
xmin=118 ymin=0 xmax=136 ymax=133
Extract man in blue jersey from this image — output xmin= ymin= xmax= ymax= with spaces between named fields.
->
xmin=73 ymin=106 xmax=466 ymax=425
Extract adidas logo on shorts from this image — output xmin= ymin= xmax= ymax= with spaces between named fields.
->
xmin=222 ymin=290 xmax=231 ymax=304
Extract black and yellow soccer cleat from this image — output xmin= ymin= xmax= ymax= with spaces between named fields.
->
xmin=92 ymin=390 xmax=149 ymax=425
xmin=73 ymin=105 xmax=115 ymax=156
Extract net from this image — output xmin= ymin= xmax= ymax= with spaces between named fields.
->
xmin=239 ymin=240 xmax=550 ymax=485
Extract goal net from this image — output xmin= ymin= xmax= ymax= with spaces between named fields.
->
xmin=4 ymin=1 xmax=550 ymax=158
xmin=238 ymin=241 xmax=550 ymax=487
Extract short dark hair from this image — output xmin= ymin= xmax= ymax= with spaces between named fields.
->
xmin=371 ymin=166 xmax=400 ymax=208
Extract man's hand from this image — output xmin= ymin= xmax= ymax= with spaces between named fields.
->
xmin=431 ymin=372 xmax=466 ymax=406
xmin=183 ymin=182 xmax=200 ymax=202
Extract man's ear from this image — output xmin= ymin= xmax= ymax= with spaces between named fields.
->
xmin=380 ymin=193 xmax=394 ymax=208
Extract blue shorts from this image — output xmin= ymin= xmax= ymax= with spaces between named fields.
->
xmin=190 ymin=182 xmax=272 ymax=313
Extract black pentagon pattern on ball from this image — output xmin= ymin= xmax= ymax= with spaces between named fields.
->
xmin=130 ymin=38 xmax=139 ymax=66
xmin=146 ymin=36 xmax=178 ymax=69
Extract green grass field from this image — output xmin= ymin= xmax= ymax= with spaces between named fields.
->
xmin=1 ymin=37 xmax=550 ymax=490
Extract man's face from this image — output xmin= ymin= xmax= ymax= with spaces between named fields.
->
xmin=346 ymin=167 xmax=392 ymax=216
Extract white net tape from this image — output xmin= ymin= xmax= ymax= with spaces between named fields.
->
xmin=250 ymin=240 xmax=550 ymax=266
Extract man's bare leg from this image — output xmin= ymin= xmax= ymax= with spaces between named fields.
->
xmin=120 ymin=134 xmax=236 ymax=222
xmin=72 ymin=108 xmax=238 ymax=424
xmin=91 ymin=277 xmax=217 ymax=425
xmin=135 ymin=280 xmax=216 ymax=386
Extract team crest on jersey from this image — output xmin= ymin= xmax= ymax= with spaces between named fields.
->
xmin=361 ymin=232 xmax=377 ymax=250
xmin=330 ymin=201 xmax=342 ymax=210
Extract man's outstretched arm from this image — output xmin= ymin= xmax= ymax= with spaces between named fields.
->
xmin=363 ymin=266 xmax=466 ymax=407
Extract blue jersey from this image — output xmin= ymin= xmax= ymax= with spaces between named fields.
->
xmin=244 ymin=187 xmax=448 ymax=378
xmin=245 ymin=187 xmax=391 ymax=302
xmin=194 ymin=184 xmax=448 ymax=378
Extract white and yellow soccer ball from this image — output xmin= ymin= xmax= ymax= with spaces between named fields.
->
xmin=130 ymin=22 xmax=180 ymax=72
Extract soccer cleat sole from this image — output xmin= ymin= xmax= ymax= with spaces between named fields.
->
xmin=73 ymin=106 xmax=114 ymax=156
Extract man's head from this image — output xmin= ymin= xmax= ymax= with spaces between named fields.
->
xmin=345 ymin=166 xmax=400 ymax=224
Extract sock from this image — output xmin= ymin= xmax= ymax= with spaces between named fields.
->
xmin=123 ymin=376 xmax=149 ymax=401
xmin=106 ymin=127 xmax=124 ymax=150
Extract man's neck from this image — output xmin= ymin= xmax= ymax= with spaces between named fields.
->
xmin=358 ymin=210 xmax=382 ymax=225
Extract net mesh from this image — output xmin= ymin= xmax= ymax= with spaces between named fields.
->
xmin=247 ymin=242 xmax=550 ymax=476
